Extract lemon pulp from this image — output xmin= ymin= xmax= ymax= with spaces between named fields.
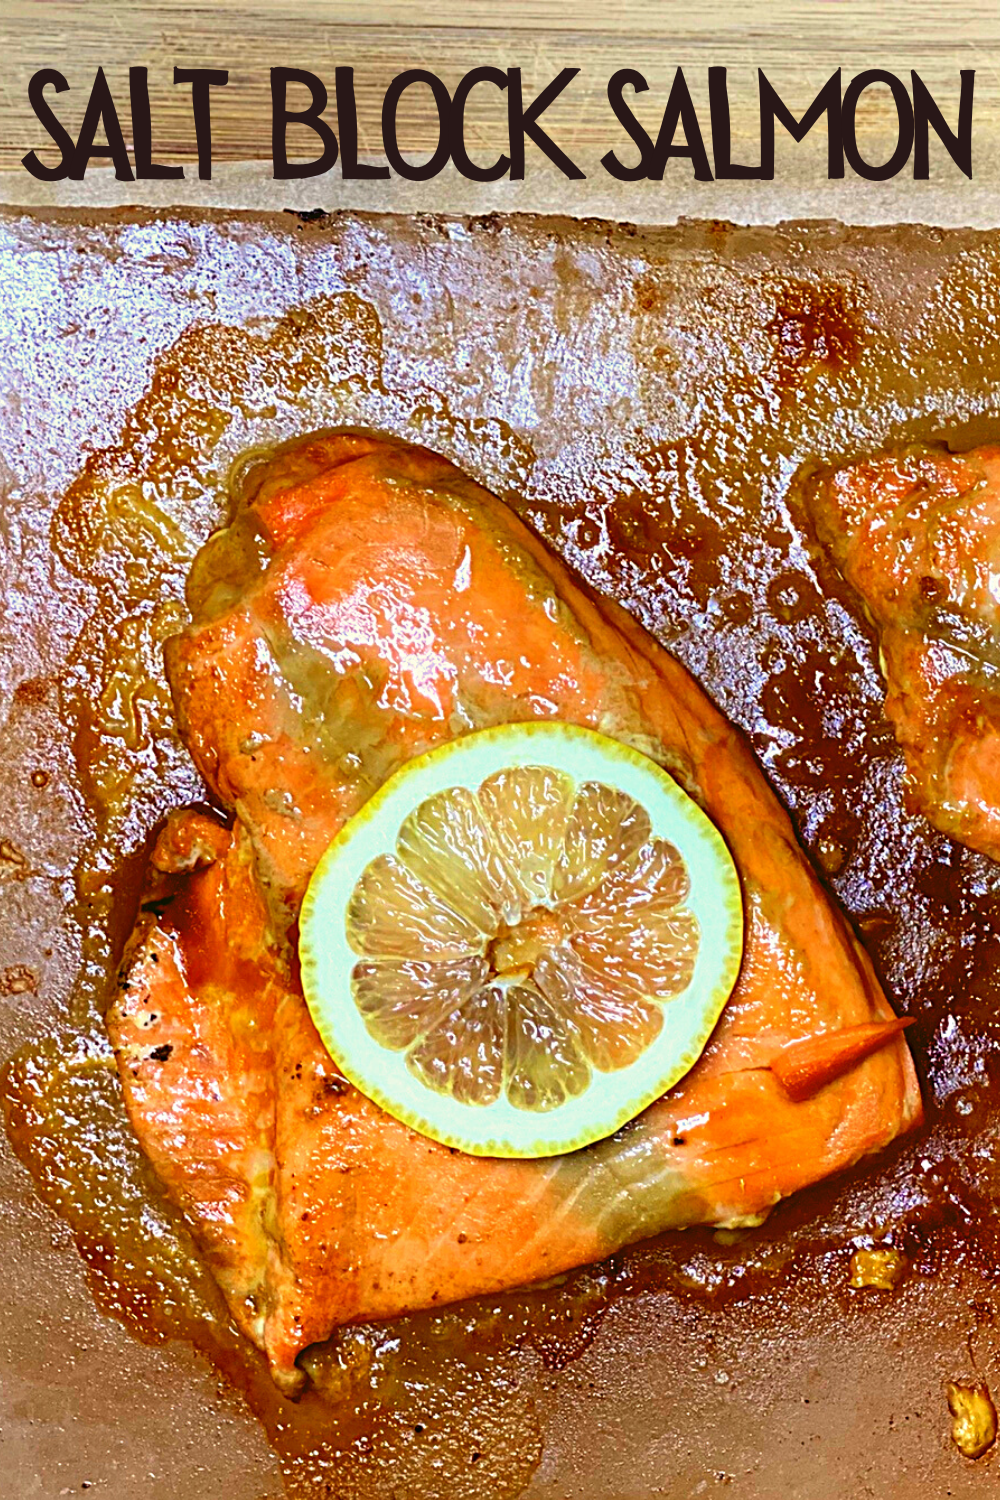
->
xmin=299 ymin=723 xmax=743 ymax=1158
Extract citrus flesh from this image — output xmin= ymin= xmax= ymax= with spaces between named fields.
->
xmin=299 ymin=723 xmax=743 ymax=1157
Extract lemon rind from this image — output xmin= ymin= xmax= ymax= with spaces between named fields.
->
xmin=299 ymin=721 xmax=744 ymax=1159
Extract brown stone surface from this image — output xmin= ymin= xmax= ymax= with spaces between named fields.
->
xmin=4 ymin=208 xmax=1000 ymax=1495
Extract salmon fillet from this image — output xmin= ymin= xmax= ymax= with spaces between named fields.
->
xmin=108 ymin=432 xmax=921 ymax=1392
xmin=811 ymin=442 xmax=1000 ymax=861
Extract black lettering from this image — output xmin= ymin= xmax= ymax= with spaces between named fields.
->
xmin=709 ymin=68 xmax=762 ymax=178
xmin=758 ymin=70 xmax=844 ymax=179
xmin=130 ymin=68 xmax=183 ymax=180
xmin=271 ymin=67 xmax=339 ymax=180
xmin=451 ymin=67 xmax=510 ymax=182
xmin=174 ymin=68 xmax=228 ymax=180
xmin=602 ymin=70 xmax=656 ymax=181
xmin=335 ymin=68 xmax=389 ymax=180
xmin=912 ymin=69 xmax=974 ymax=179
xmin=842 ymin=69 xmax=914 ymax=181
xmin=508 ymin=67 xmax=584 ymax=180
xmin=651 ymin=68 xmax=713 ymax=181
xmin=21 ymin=69 xmax=76 ymax=182
xmin=70 ymin=67 xmax=133 ymax=181
xmin=382 ymin=69 xmax=452 ymax=181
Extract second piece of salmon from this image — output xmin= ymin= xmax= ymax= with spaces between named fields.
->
xmin=811 ymin=441 xmax=1000 ymax=862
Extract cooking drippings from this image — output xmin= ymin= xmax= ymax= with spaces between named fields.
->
xmin=8 ymin=221 xmax=1000 ymax=1492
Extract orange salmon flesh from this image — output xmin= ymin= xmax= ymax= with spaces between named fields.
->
xmin=811 ymin=442 xmax=1000 ymax=864
xmin=107 ymin=433 xmax=921 ymax=1392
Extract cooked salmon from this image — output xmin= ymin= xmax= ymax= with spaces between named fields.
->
xmin=108 ymin=432 xmax=921 ymax=1392
xmin=811 ymin=442 xmax=1000 ymax=861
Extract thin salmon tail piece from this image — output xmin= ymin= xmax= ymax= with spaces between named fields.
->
xmin=770 ymin=1019 xmax=916 ymax=1102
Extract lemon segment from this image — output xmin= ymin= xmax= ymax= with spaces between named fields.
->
xmin=299 ymin=722 xmax=744 ymax=1158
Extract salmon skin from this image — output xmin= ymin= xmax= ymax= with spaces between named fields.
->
xmin=811 ymin=442 xmax=1000 ymax=862
xmin=108 ymin=432 xmax=921 ymax=1392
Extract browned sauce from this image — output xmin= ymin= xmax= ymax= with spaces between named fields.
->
xmin=6 ymin=213 xmax=1000 ymax=1495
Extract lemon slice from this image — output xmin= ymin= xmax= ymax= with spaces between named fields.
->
xmin=299 ymin=723 xmax=743 ymax=1158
